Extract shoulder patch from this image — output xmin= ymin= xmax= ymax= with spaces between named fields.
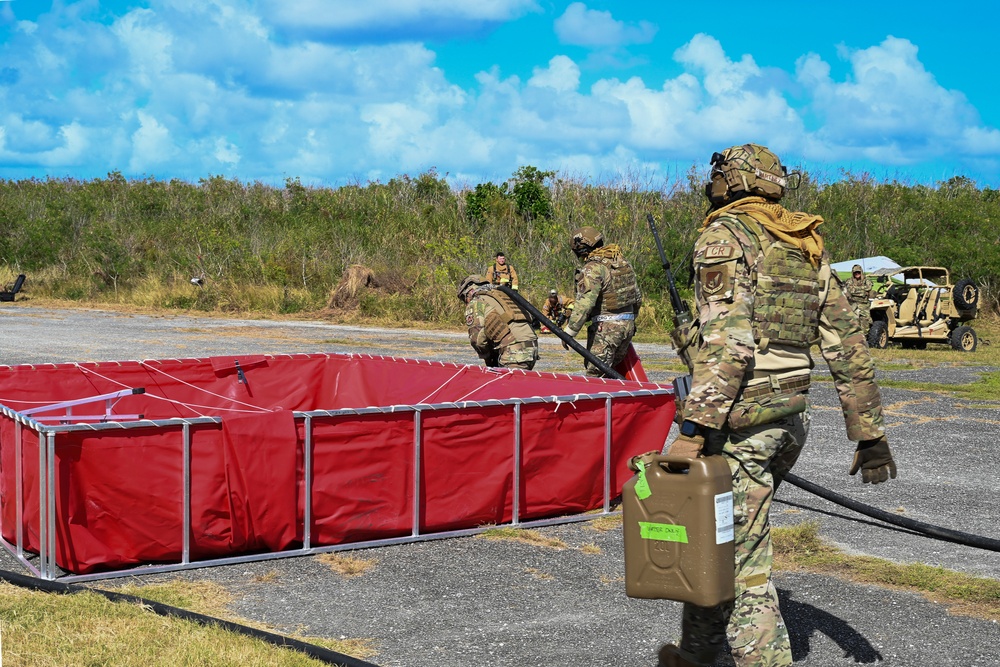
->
xmin=696 ymin=240 xmax=744 ymax=266
xmin=704 ymin=245 xmax=735 ymax=260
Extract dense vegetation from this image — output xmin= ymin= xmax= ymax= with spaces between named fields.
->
xmin=0 ymin=167 xmax=996 ymax=328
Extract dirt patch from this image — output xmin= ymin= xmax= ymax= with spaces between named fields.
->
xmin=324 ymin=264 xmax=417 ymax=313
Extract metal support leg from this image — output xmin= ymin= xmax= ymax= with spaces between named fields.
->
xmin=182 ymin=423 xmax=191 ymax=565
xmin=512 ymin=403 xmax=522 ymax=526
xmin=15 ymin=422 xmax=22 ymax=558
xmin=412 ymin=411 xmax=422 ymax=537
xmin=604 ymin=398 xmax=612 ymax=513
xmin=304 ymin=416 xmax=313 ymax=550
xmin=37 ymin=428 xmax=47 ymax=579
xmin=45 ymin=432 xmax=56 ymax=579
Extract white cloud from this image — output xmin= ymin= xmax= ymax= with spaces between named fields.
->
xmin=674 ymin=33 xmax=761 ymax=98
xmin=554 ymin=2 xmax=656 ymax=48
xmin=112 ymin=9 xmax=174 ymax=85
xmin=796 ymin=37 xmax=989 ymax=163
xmin=528 ymin=55 xmax=579 ymax=92
xmin=0 ymin=120 xmax=90 ymax=167
xmin=213 ymin=137 xmax=241 ymax=165
xmin=129 ymin=111 xmax=178 ymax=172
xmin=258 ymin=0 xmax=540 ymax=41
xmin=0 ymin=2 xmax=997 ymax=185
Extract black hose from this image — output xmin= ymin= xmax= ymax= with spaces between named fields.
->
xmin=783 ymin=473 xmax=1000 ymax=552
xmin=496 ymin=286 xmax=625 ymax=380
xmin=0 ymin=568 xmax=381 ymax=667
xmin=504 ymin=284 xmax=1000 ymax=552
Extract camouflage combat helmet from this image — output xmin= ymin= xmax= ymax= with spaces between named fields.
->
xmin=570 ymin=226 xmax=604 ymax=256
xmin=457 ymin=274 xmax=489 ymax=301
xmin=705 ymin=143 xmax=788 ymax=206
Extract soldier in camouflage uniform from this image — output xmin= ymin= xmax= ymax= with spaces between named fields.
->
xmin=457 ymin=275 xmax=538 ymax=370
xmin=656 ymin=145 xmax=898 ymax=667
xmin=562 ymin=227 xmax=642 ymax=377
xmin=844 ymin=264 xmax=874 ymax=336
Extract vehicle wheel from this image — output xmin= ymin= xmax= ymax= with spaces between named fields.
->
xmin=953 ymin=279 xmax=979 ymax=310
xmin=867 ymin=320 xmax=888 ymax=349
xmin=950 ymin=325 xmax=978 ymax=352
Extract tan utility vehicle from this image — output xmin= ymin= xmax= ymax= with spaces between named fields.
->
xmin=866 ymin=266 xmax=979 ymax=351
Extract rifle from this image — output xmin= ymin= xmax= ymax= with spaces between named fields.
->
xmin=646 ymin=213 xmax=694 ymax=403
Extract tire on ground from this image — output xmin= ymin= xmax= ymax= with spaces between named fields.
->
xmin=867 ymin=320 xmax=888 ymax=349
xmin=950 ymin=325 xmax=978 ymax=352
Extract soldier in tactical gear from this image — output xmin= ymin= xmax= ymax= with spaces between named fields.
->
xmin=656 ymin=144 xmax=897 ymax=667
xmin=844 ymin=264 xmax=874 ymax=336
xmin=457 ymin=274 xmax=538 ymax=370
xmin=562 ymin=226 xmax=642 ymax=376
xmin=486 ymin=252 xmax=519 ymax=290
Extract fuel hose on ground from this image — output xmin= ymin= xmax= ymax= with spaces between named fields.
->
xmin=0 ymin=568 xmax=381 ymax=667
xmin=783 ymin=472 xmax=1000 ymax=552
xmin=496 ymin=285 xmax=625 ymax=380
xmin=496 ymin=290 xmax=1000 ymax=553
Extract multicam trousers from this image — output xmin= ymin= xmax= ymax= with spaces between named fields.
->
xmin=584 ymin=319 xmax=635 ymax=377
xmin=675 ymin=409 xmax=811 ymax=667
xmin=851 ymin=302 xmax=872 ymax=337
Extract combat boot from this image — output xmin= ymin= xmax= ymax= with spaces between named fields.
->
xmin=656 ymin=643 xmax=702 ymax=667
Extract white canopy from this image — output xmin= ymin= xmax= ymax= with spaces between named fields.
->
xmin=830 ymin=256 xmax=901 ymax=274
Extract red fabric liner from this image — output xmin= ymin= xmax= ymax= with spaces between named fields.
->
xmin=0 ymin=353 xmax=674 ymax=574
xmin=615 ymin=344 xmax=648 ymax=383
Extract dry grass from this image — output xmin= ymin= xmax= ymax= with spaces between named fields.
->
xmin=586 ymin=515 xmax=623 ymax=532
xmin=774 ymin=522 xmax=1000 ymax=622
xmin=479 ymin=527 xmax=568 ymax=549
xmin=315 ymin=553 xmax=378 ymax=577
xmin=524 ymin=567 xmax=554 ymax=581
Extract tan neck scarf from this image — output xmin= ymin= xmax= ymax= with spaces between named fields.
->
xmin=705 ymin=197 xmax=825 ymax=266
xmin=586 ymin=244 xmax=623 ymax=261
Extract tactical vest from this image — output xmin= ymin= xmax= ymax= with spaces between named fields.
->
xmin=490 ymin=263 xmax=513 ymax=285
xmin=584 ymin=256 xmax=641 ymax=314
xmin=482 ymin=290 xmax=532 ymax=343
xmin=726 ymin=213 xmax=823 ymax=348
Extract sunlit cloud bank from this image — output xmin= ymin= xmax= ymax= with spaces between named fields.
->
xmin=0 ymin=0 xmax=997 ymax=187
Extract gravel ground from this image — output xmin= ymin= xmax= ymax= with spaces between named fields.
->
xmin=0 ymin=305 xmax=998 ymax=667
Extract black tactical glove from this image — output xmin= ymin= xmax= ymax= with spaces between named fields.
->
xmin=849 ymin=436 xmax=897 ymax=484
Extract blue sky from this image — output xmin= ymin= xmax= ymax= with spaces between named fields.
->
xmin=1 ymin=0 xmax=998 ymax=189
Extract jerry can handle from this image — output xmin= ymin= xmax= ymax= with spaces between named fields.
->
xmin=644 ymin=453 xmax=708 ymax=475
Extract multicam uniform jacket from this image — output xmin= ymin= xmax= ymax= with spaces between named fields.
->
xmin=464 ymin=287 xmax=538 ymax=368
xmin=564 ymin=246 xmax=642 ymax=334
xmin=844 ymin=276 xmax=873 ymax=305
xmin=683 ymin=203 xmax=885 ymax=441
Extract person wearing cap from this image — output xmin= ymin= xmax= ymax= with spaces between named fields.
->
xmin=541 ymin=288 xmax=573 ymax=331
xmin=844 ymin=264 xmax=874 ymax=336
xmin=485 ymin=252 xmax=519 ymax=290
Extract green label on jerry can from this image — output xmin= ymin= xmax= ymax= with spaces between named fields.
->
xmin=638 ymin=521 xmax=688 ymax=543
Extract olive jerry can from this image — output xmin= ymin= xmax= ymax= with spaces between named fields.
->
xmin=623 ymin=454 xmax=736 ymax=607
